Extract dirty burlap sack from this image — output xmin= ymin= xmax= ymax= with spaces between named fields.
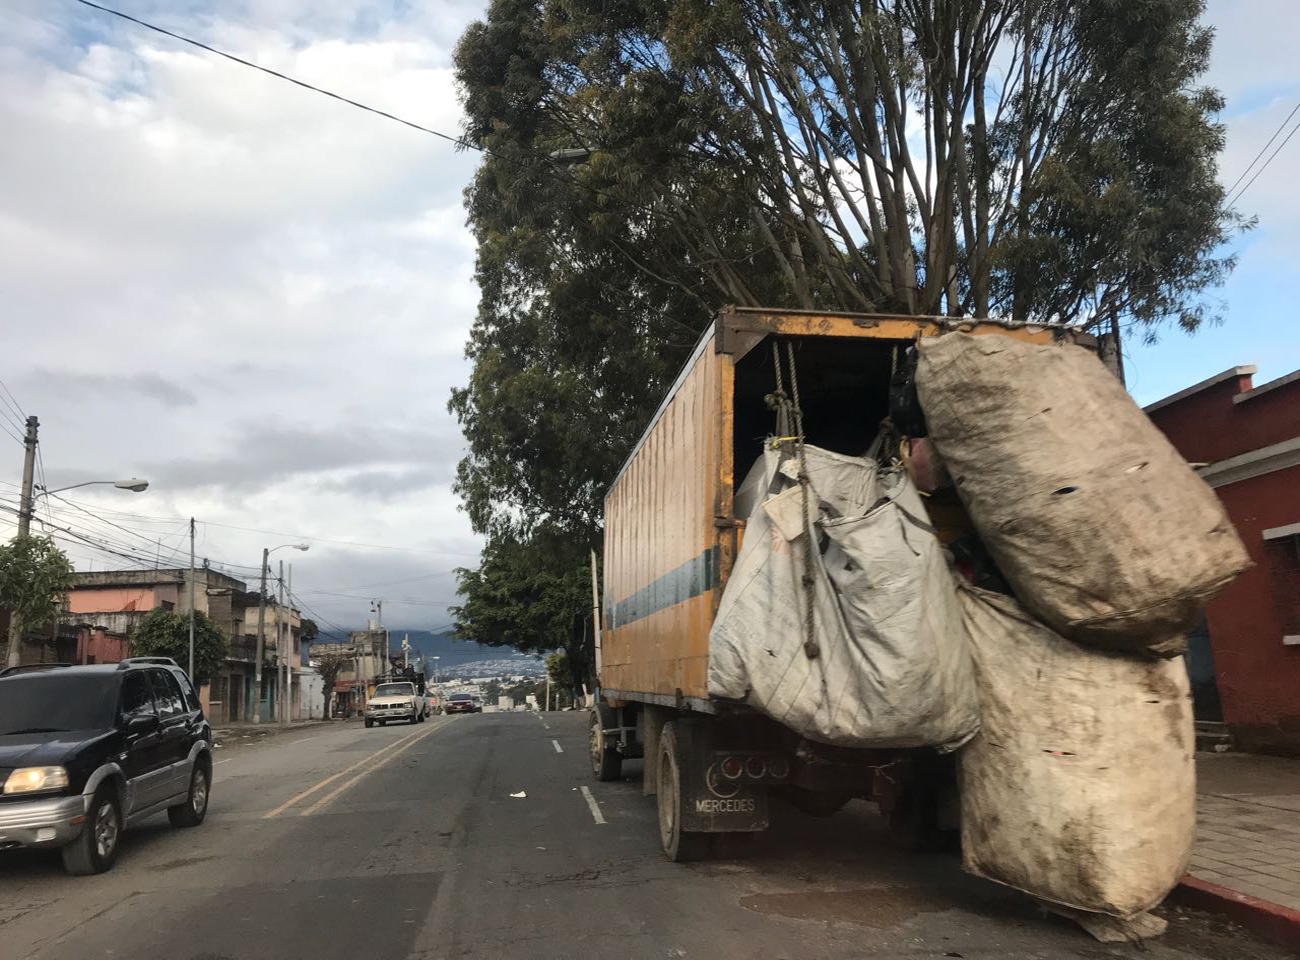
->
xmin=708 ymin=447 xmax=979 ymax=751
xmin=957 ymin=586 xmax=1194 ymax=919
xmin=915 ymin=332 xmax=1250 ymax=657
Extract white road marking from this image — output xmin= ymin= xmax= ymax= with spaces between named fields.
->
xmin=215 ymin=758 xmax=232 ymax=765
xmin=289 ymin=736 xmax=318 ymax=745
xmin=580 ymin=785 xmax=606 ymax=825
xmin=551 ymin=739 xmax=563 ymax=753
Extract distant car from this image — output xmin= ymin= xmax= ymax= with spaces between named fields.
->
xmin=444 ymin=693 xmax=480 ymax=715
xmin=364 ymin=682 xmax=424 ymax=728
xmin=0 ymin=658 xmax=212 ymax=875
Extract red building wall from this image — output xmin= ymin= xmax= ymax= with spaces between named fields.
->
xmin=1147 ymin=369 xmax=1300 ymax=754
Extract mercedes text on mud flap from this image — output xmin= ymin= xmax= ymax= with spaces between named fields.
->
xmin=0 ymin=658 xmax=213 ymax=875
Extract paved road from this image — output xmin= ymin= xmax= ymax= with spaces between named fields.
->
xmin=0 ymin=711 xmax=1286 ymax=960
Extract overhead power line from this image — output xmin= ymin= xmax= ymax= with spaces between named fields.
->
xmin=1228 ymin=111 xmax=1300 ymax=209
xmin=70 ymin=0 xmax=479 ymax=152
xmin=1224 ymin=100 xmax=1300 ymax=200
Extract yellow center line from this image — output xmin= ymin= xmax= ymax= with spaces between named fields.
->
xmin=261 ymin=725 xmax=428 ymax=819
xmin=299 ymin=717 xmax=453 ymax=816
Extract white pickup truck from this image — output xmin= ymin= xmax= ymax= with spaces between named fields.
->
xmin=363 ymin=682 xmax=425 ymax=728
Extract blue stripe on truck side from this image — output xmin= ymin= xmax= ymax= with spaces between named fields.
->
xmin=607 ymin=546 xmax=720 ymax=630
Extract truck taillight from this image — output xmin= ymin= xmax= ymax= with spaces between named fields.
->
xmin=720 ymin=756 xmax=744 ymax=780
xmin=768 ymin=756 xmax=790 ymax=780
xmin=745 ymin=756 xmax=767 ymax=780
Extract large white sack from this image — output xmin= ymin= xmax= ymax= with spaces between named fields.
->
xmin=708 ymin=446 xmax=979 ymax=751
xmin=915 ymin=333 xmax=1250 ymax=657
xmin=958 ymin=586 xmax=1195 ymax=918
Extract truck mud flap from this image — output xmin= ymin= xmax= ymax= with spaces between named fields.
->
xmin=674 ymin=721 xmax=769 ymax=833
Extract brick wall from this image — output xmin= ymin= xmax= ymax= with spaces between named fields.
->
xmin=1147 ymin=369 xmax=1300 ymax=755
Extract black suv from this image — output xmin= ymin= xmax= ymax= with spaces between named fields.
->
xmin=0 ymin=657 xmax=212 ymax=875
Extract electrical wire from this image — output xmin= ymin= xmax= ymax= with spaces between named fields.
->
xmin=1224 ymin=100 xmax=1300 ymax=200
xmin=0 ymin=376 xmax=26 ymax=425
xmin=1228 ymin=111 xmax=1300 ymax=209
xmin=35 ymin=446 xmax=56 ymax=537
xmin=45 ymin=490 xmax=187 ymax=553
xmin=70 ymin=0 xmax=479 ymax=152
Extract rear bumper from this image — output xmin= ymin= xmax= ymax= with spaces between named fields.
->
xmin=0 ymin=794 xmax=88 ymax=850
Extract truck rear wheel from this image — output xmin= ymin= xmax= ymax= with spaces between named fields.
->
xmin=657 ymin=722 xmax=708 ymax=862
xmin=589 ymin=705 xmax=622 ymax=782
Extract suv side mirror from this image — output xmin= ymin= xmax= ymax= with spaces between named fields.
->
xmin=127 ymin=714 xmax=160 ymax=734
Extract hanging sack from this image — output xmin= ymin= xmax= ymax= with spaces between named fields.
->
xmin=915 ymin=333 xmax=1250 ymax=656
xmin=957 ymin=585 xmax=1194 ymax=918
xmin=708 ymin=445 xmax=978 ymax=751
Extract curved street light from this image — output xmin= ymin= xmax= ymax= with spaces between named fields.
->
xmin=38 ymin=478 xmax=149 ymax=496
xmin=252 ymin=543 xmax=310 ymax=724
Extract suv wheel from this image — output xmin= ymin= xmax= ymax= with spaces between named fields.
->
xmin=62 ymin=787 xmax=121 ymax=875
xmin=169 ymin=761 xmax=210 ymax=828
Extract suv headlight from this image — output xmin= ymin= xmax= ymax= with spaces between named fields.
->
xmin=4 ymin=766 xmax=70 ymax=795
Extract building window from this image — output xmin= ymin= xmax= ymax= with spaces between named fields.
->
xmin=1262 ymin=527 xmax=1300 ymax=645
xmin=160 ymin=600 xmax=175 ymax=611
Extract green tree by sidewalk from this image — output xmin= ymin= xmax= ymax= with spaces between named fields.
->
xmin=313 ymin=652 xmax=348 ymax=719
xmin=129 ymin=608 xmax=229 ymax=681
xmin=1 ymin=535 xmax=74 ymax=665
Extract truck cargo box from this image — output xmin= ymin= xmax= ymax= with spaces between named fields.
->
xmin=600 ymin=307 xmax=1092 ymax=708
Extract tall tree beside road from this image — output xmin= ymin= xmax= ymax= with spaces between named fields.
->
xmin=456 ymin=0 xmax=1241 ymax=330
xmin=130 ymin=608 xmax=229 ymax=681
xmin=0 ymin=535 xmax=74 ymax=659
xmin=313 ymin=653 xmax=348 ymax=719
xmin=451 ymin=0 xmax=1242 ymax=653
xmin=450 ymin=529 xmax=592 ymax=689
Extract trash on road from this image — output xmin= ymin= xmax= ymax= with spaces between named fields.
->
xmin=509 ymin=790 xmax=527 ymax=798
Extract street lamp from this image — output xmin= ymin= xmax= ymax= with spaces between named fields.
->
xmin=37 ymin=478 xmax=149 ymax=496
xmin=252 ymin=543 xmax=309 ymax=724
xmin=20 ymin=477 xmax=150 ymax=670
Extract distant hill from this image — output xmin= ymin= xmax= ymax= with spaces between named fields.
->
xmin=306 ymin=629 xmax=547 ymax=679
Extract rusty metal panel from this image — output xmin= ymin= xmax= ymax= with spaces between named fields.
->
xmin=715 ymin=306 xmax=1091 ymax=360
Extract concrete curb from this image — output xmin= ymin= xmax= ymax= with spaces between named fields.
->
xmin=1173 ymin=875 xmax=1300 ymax=954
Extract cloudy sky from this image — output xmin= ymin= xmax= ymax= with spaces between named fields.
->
xmin=1 ymin=0 xmax=1297 ymax=632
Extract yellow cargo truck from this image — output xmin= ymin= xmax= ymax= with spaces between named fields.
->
xmin=590 ymin=306 xmax=1092 ymax=860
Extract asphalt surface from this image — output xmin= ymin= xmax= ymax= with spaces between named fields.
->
xmin=0 ymin=711 xmax=1288 ymax=960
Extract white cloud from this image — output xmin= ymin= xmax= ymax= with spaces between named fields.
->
xmin=0 ymin=0 xmax=489 ymax=627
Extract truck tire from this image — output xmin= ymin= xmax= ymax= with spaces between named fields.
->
xmin=657 ymin=722 xmax=708 ymax=862
xmin=589 ymin=705 xmax=622 ymax=782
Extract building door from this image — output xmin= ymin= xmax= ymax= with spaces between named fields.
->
xmin=1185 ymin=617 xmax=1223 ymax=722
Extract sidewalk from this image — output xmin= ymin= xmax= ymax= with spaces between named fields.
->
xmin=1179 ymin=751 xmax=1300 ymax=951
xmin=211 ymin=718 xmax=336 ymax=747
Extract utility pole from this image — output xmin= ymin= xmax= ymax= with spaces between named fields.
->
xmin=5 ymin=416 xmax=38 ymax=669
xmin=253 ymin=547 xmax=269 ymax=724
xmin=188 ymin=517 xmax=196 ymax=680
xmin=286 ymin=562 xmax=293 ymax=725
xmin=277 ymin=559 xmax=286 ymax=726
